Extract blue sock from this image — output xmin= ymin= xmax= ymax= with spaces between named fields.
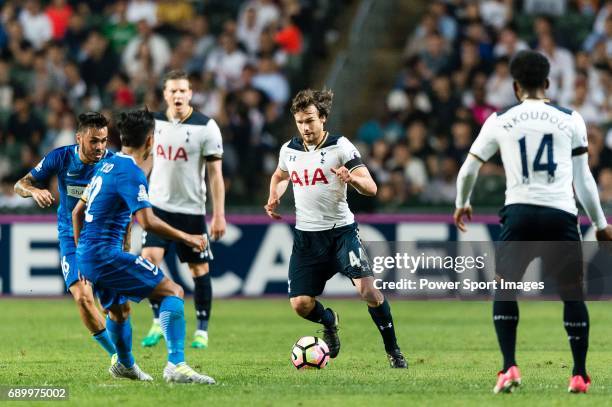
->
xmin=106 ymin=316 xmax=135 ymax=368
xmin=159 ymin=296 xmax=185 ymax=365
xmin=93 ymin=329 xmax=117 ymax=357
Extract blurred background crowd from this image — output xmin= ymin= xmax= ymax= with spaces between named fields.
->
xmin=355 ymin=0 xmax=612 ymax=210
xmin=0 ymin=0 xmax=342 ymax=209
xmin=0 ymin=0 xmax=611 ymax=213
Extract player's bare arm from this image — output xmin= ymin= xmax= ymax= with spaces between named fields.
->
xmin=265 ymin=167 xmax=290 ymax=219
xmin=14 ymin=173 xmax=55 ymax=208
xmin=123 ymin=219 xmax=133 ymax=252
xmin=134 ymin=206 xmax=207 ymax=251
xmin=331 ymin=166 xmax=377 ymax=196
xmin=454 ymin=153 xmax=484 ymax=232
xmin=206 ymin=158 xmax=226 ymax=240
xmin=142 ymin=152 xmax=154 ymax=178
xmin=72 ymin=199 xmax=86 ymax=245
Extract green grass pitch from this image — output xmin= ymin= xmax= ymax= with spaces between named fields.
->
xmin=1 ymin=298 xmax=611 ymax=406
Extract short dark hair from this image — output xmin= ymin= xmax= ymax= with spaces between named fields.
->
xmin=290 ymin=88 xmax=334 ymax=118
xmin=163 ymin=69 xmax=190 ymax=88
xmin=77 ymin=112 xmax=108 ymax=133
xmin=117 ymin=109 xmax=155 ymax=148
xmin=509 ymin=50 xmax=550 ymax=90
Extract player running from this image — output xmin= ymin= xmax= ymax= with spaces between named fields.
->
xmin=14 ymin=112 xmax=121 ymax=367
xmin=140 ymin=70 xmax=226 ymax=350
xmin=454 ymin=50 xmax=612 ymax=394
xmin=265 ymin=88 xmax=407 ymax=368
xmin=73 ymin=108 xmax=215 ymax=384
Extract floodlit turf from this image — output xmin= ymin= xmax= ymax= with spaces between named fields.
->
xmin=1 ymin=298 xmax=611 ymax=406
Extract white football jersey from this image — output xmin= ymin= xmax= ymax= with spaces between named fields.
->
xmin=278 ymin=134 xmax=364 ymax=231
xmin=149 ymin=110 xmax=223 ymax=215
xmin=470 ymin=99 xmax=588 ymax=215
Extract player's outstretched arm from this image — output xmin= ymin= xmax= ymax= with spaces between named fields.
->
xmin=14 ymin=173 xmax=55 ymax=208
xmin=265 ymin=167 xmax=289 ymax=219
xmin=135 ymin=207 xmax=207 ymax=250
xmin=331 ymin=166 xmax=377 ymax=196
xmin=572 ymin=153 xmax=612 ymax=240
xmin=454 ymin=153 xmax=483 ymax=232
xmin=72 ymin=199 xmax=86 ymax=245
xmin=206 ymin=158 xmax=226 ymax=240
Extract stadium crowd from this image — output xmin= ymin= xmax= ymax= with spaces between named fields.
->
xmin=0 ymin=0 xmax=339 ymax=209
xmin=356 ymin=0 xmax=612 ymax=209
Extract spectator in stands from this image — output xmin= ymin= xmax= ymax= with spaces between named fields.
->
xmin=571 ymin=75 xmax=604 ymax=124
xmin=190 ymin=15 xmax=215 ymax=62
xmin=430 ymin=1 xmax=457 ymax=42
xmin=241 ymin=0 xmax=281 ymax=31
xmin=19 ymin=0 xmax=52 ymax=50
xmin=63 ymin=61 xmax=86 ymax=107
xmin=252 ymin=55 xmax=289 ymax=107
xmin=6 ymin=94 xmax=45 ymax=151
xmin=238 ymin=6 xmax=264 ymax=56
xmin=63 ymin=11 xmax=89 ymax=58
xmin=420 ymin=31 xmax=451 ymax=77
xmin=479 ymin=0 xmax=512 ymax=30
xmin=493 ymin=24 xmax=528 ymax=57
xmin=205 ymin=32 xmax=248 ymax=91
xmin=275 ymin=15 xmax=303 ymax=55
xmin=421 ymin=157 xmax=458 ymax=204
xmin=122 ymin=19 xmax=170 ymax=79
xmin=538 ymin=32 xmax=575 ymax=105
xmin=485 ymin=56 xmax=515 ymax=108
xmin=103 ymin=0 xmax=137 ymax=54
xmin=156 ymin=0 xmax=195 ymax=37
xmin=587 ymin=124 xmax=612 ymax=180
xmin=429 ymin=74 xmax=460 ymax=134
xmin=126 ymin=0 xmax=157 ymax=27
xmin=45 ymin=0 xmax=72 ymax=41
xmin=584 ymin=13 xmax=612 ymax=53
xmin=79 ymin=31 xmax=118 ymax=93
xmin=599 ymin=168 xmax=612 ymax=204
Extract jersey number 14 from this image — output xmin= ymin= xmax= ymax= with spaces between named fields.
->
xmin=518 ymin=133 xmax=557 ymax=183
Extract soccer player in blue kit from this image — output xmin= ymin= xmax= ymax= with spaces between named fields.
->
xmin=14 ymin=112 xmax=121 ymax=367
xmin=72 ymin=109 xmax=216 ymax=384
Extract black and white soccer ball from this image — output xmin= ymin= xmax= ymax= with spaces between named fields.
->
xmin=291 ymin=336 xmax=330 ymax=370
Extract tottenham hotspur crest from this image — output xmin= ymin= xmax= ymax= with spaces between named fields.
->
xmin=320 ymin=151 xmax=327 ymax=164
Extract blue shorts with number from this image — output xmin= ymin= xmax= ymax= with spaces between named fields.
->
xmin=59 ymin=239 xmax=80 ymax=290
xmin=77 ymin=250 xmax=164 ymax=309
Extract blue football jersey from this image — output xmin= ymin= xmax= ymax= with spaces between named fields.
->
xmin=30 ymin=144 xmax=113 ymax=240
xmin=77 ymin=153 xmax=152 ymax=259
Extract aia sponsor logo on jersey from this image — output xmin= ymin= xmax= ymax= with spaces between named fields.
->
xmin=156 ymin=144 xmax=188 ymax=161
xmin=290 ymin=168 xmax=329 ymax=186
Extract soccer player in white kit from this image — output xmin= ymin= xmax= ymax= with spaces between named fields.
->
xmin=454 ymin=50 xmax=612 ymax=394
xmin=265 ymin=89 xmax=407 ymax=368
xmin=140 ymin=70 xmax=226 ymax=350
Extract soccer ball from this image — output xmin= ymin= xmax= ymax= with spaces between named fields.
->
xmin=291 ymin=336 xmax=330 ymax=370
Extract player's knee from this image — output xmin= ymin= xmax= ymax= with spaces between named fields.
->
xmin=71 ymin=286 xmax=95 ymax=309
xmin=73 ymin=293 xmax=95 ymax=309
xmin=108 ymin=303 xmax=131 ymax=322
xmin=290 ymin=296 xmax=314 ymax=317
xmin=174 ymin=283 xmax=184 ymax=298
xmin=190 ymin=263 xmax=209 ymax=277
xmin=166 ymin=280 xmax=184 ymax=298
